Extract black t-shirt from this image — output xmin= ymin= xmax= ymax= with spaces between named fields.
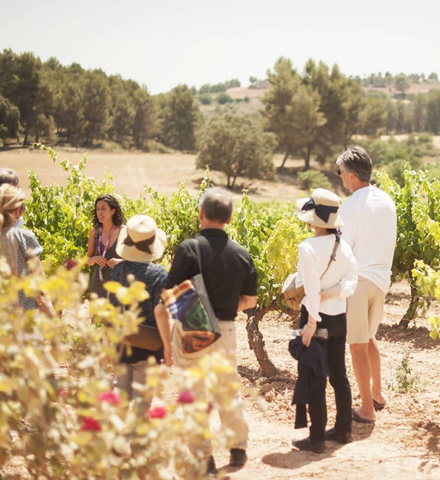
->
xmin=164 ymin=229 xmax=257 ymax=320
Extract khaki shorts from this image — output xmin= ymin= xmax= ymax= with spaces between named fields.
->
xmin=346 ymin=277 xmax=386 ymax=344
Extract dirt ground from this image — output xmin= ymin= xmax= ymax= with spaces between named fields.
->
xmin=1 ymin=148 xmax=440 ymax=479
xmin=221 ymin=281 xmax=440 ymax=480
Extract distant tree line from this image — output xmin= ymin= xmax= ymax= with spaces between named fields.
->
xmin=2 ymin=48 xmax=440 ymax=188
xmin=354 ymin=71 xmax=438 ymax=89
xmin=0 ymin=49 xmax=200 ymax=150
xmin=197 ymin=79 xmax=240 ymax=95
xmin=197 ymin=58 xmax=440 ymax=183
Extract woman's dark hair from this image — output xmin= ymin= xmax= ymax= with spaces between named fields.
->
xmin=93 ymin=194 xmax=125 ymax=227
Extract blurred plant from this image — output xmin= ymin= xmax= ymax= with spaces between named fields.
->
xmin=297 ymin=170 xmax=331 ymax=190
xmin=0 ymin=257 xmax=239 ymax=479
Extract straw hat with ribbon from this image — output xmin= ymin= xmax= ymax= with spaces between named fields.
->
xmin=116 ymin=215 xmax=166 ymax=263
xmin=296 ymin=188 xmax=344 ymax=228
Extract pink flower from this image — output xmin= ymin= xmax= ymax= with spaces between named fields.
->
xmin=60 ymin=388 xmax=67 ymax=397
xmin=177 ymin=389 xmax=195 ymax=404
xmin=80 ymin=417 xmax=101 ymax=432
xmin=98 ymin=391 xmax=121 ymax=406
xmin=148 ymin=406 xmax=167 ymax=419
xmin=65 ymin=259 xmax=78 ymax=270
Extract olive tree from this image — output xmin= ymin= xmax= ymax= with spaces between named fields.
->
xmin=196 ymin=113 xmax=275 ymax=188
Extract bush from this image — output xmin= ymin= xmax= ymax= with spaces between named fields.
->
xmin=382 ymin=158 xmax=422 ymax=186
xmin=297 ymin=170 xmax=331 ymax=190
xmin=216 ymin=93 xmax=233 ymax=105
xmin=198 ymin=94 xmax=212 ymax=105
xmin=0 ymin=258 xmax=238 ymax=479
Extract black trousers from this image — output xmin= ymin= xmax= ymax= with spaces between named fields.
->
xmin=299 ymin=306 xmax=352 ymax=441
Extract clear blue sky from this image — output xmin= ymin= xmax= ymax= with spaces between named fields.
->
xmin=1 ymin=0 xmax=438 ymax=94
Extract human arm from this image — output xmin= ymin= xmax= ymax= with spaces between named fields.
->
xmin=87 ymin=228 xmax=107 ymax=267
xmin=320 ymin=283 xmax=342 ymax=302
xmin=107 ymin=257 xmax=123 ymax=268
xmin=164 ymin=242 xmax=199 ymax=289
xmin=237 ymin=294 xmax=257 ymax=312
xmin=298 ymin=242 xmax=322 ymax=324
xmin=320 ymin=243 xmax=358 ymax=301
xmin=154 ymin=301 xmax=173 ymax=367
xmin=301 ymin=316 xmax=318 ymax=347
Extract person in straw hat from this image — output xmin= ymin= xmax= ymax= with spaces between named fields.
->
xmin=109 ymin=214 xmax=170 ymax=416
xmin=290 ymin=188 xmax=357 ymax=453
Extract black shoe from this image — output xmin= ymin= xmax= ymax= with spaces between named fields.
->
xmin=292 ymin=437 xmax=325 ymax=453
xmin=229 ymin=448 xmax=247 ymax=467
xmin=207 ymin=456 xmax=218 ymax=475
xmin=325 ymin=427 xmax=353 ymax=444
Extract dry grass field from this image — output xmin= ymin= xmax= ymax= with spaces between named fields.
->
xmin=0 ymin=146 xmax=311 ymax=203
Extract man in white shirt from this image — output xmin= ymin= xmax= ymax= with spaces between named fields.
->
xmin=336 ymin=146 xmax=396 ymax=424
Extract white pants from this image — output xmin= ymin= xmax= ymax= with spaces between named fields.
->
xmin=172 ymin=320 xmax=249 ymax=456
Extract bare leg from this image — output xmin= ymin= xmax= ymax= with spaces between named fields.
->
xmin=369 ymin=337 xmax=386 ymax=405
xmin=350 ymin=343 xmax=376 ymax=421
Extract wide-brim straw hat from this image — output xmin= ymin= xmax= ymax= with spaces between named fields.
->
xmin=116 ymin=215 xmax=166 ymax=263
xmin=296 ymin=188 xmax=344 ymax=228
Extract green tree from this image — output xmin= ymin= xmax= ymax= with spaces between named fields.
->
xmin=54 ymin=82 xmax=84 ymax=144
xmin=395 ymin=100 xmax=410 ymax=133
xmin=0 ymin=51 xmax=52 ymax=145
xmin=408 ymin=94 xmax=427 ymax=132
xmin=358 ymin=96 xmax=387 ymax=137
xmin=82 ymin=71 xmax=110 ymax=145
xmin=197 ymin=113 xmax=275 ymax=188
xmin=426 ymin=90 xmax=440 ymax=134
xmin=0 ymin=94 xmax=20 ymax=143
xmin=394 ymin=74 xmax=410 ymax=96
xmin=263 ymin=57 xmax=325 ymax=170
xmin=159 ymin=85 xmax=199 ymax=151
xmin=132 ymin=88 xmax=158 ymax=150
xmin=216 ymin=92 xmax=233 ymax=104
xmin=303 ymin=60 xmax=363 ymax=163
xmin=109 ymin=94 xmax=134 ymax=147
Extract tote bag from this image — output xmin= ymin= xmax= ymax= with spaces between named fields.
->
xmin=161 ymin=239 xmax=221 ymax=354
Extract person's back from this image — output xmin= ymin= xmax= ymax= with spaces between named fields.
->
xmin=169 ymin=231 xmax=255 ymax=320
xmin=109 ymin=215 xmax=168 ymax=417
xmin=163 ymin=187 xmax=257 ymax=475
xmin=336 ymin=146 xmax=397 ymax=424
xmin=340 ymin=185 xmax=396 ymax=292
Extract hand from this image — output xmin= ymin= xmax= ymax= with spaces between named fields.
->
xmin=320 ymin=291 xmax=331 ymax=302
xmin=301 ymin=322 xmax=317 ymax=347
xmin=162 ymin=348 xmax=173 ymax=368
xmin=107 ymin=258 xmax=121 ymax=268
xmin=94 ymin=256 xmax=107 ymax=267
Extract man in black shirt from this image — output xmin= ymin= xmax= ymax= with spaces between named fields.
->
xmin=162 ymin=187 xmax=257 ymax=474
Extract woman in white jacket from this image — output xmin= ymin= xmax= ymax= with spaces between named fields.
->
xmin=292 ymin=188 xmax=358 ymax=454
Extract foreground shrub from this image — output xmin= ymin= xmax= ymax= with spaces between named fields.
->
xmin=0 ymin=258 xmax=239 ymax=479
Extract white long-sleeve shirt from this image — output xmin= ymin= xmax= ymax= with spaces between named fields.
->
xmin=339 ymin=185 xmax=396 ymax=293
xmin=296 ymin=234 xmax=358 ymax=322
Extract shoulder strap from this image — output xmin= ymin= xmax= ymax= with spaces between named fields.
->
xmin=320 ymin=236 xmax=340 ymax=279
xmin=93 ymin=227 xmax=99 ymax=255
xmin=193 ymin=237 xmax=203 ymax=274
